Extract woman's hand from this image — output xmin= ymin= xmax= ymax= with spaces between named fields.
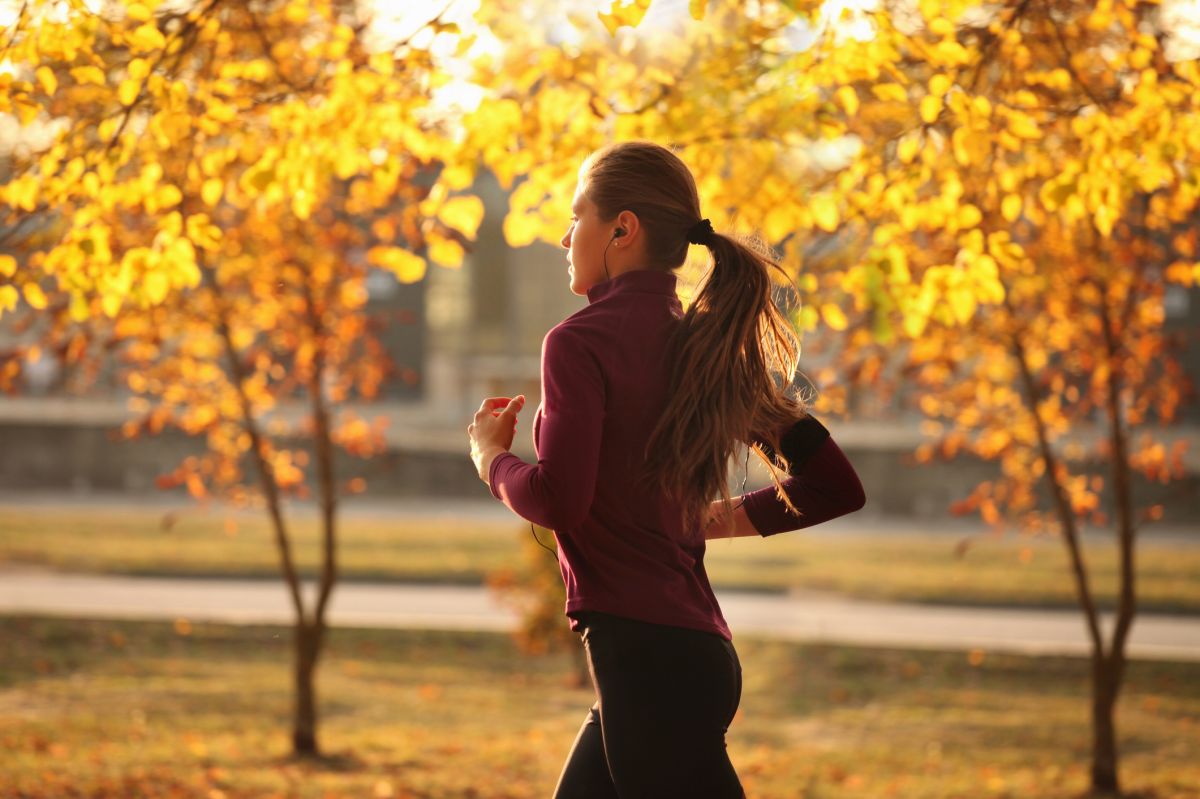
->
xmin=468 ymin=395 xmax=525 ymax=484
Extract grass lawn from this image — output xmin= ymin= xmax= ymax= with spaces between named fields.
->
xmin=0 ymin=615 xmax=1197 ymax=798
xmin=2 ymin=504 xmax=1198 ymax=613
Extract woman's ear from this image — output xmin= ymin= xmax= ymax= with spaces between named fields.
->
xmin=616 ymin=210 xmax=640 ymax=238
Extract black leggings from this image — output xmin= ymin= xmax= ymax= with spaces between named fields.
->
xmin=553 ymin=610 xmax=745 ymax=798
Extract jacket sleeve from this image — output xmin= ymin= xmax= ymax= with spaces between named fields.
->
xmin=741 ymin=415 xmax=866 ymax=536
xmin=487 ymin=325 xmax=605 ymax=530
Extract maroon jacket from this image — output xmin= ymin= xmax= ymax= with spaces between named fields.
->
xmin=488 ymin=268 xmax=865 ymax=641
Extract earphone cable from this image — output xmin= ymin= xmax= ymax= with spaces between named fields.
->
xmin=531 ymin=522 xmax=558 ymax=559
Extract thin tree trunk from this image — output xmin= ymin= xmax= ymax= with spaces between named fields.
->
xmin=1005 ymin=294 xmax=1119 ymax=793
xmin=201 ymin=258 xmax=317 ymax=756
xmin=1091 ymin=278 xmax=1139 ymax=794
xmin=1007 ymin=320 xmax=1106 ymax=655
xmin=303 ymin=280 xmax=338 ymax=633
xmin=296 ymin=279 xmax=339 ymax=756
xmin=293 ymin=618 xmax=324 ymax=754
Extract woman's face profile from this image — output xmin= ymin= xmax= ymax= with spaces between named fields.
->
xmin=561 ymin=189 xmax=606 ymax=296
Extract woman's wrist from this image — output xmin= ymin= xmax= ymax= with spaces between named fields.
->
xmin=703 ymin=498 xmax=759 ymax=539
xmin=474 ymin=446 xmax=508 ymax=485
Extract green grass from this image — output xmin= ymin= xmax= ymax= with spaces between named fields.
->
xmin=0 ymin=614 xmax=1197 ymax=798
xmin=1 ymin=504 xmax=1199 ymax=613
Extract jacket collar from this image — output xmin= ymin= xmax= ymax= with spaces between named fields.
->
xmin=586 ymin=268 xmax=678 ymax=305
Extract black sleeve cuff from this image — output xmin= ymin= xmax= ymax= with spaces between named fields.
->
xmin=757 ymin=414 xmax=831 ymax=475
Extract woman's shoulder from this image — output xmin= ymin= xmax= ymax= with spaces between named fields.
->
xmin=544 ymin=304 xmax=610 ymax=350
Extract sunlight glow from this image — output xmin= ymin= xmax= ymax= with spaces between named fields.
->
xmin=1163 ymin=0 xmax=1200 ymax=61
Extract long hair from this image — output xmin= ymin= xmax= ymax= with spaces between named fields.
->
xmin=579 ymin=140 xmax=813 ymax=541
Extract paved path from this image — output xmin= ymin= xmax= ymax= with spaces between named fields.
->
xmin=2 ymin=568 xmax=1198 ymax=662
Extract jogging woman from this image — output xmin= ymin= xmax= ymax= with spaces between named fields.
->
xmin=467 ymin=140 xmax=866 ymax=798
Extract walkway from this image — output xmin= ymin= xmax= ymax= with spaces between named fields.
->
xmin=2 ymin=568 xmax=1197 ymax=662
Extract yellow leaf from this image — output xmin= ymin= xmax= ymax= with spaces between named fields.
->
xmin=502 ymin=210 xmax=544 ymax=247
xmin=102 ymin=292 xmax=123 ymax=318
xmin=201 ymin=178 xmax=223 ymax=207
xmin=0 ymin=254 xmax=16 ymax=278
xmin=597 ymin=0 xmax=651 ymax=36
xmin=836 ymin=85 xmax=859 ymax=116
xmin=129 ymin=23 xmax=166 ymax=53
xmin=186 ymin=214 xmax=222 ymax=251
xmin=947 ymin=285 xmax=976 ymax=324
xmin=23 ymin=283 xmax=48 ymax=310
xmin=950 ymin=128 xmax=970 ymax=166
xmin=929 ymin=18 xmax=954 ymax=37
xmin=957 ymin=204 xmax=982 ymax=228
xmin=118 ymin=79 xmax=140 ymax=107
xmin=440 ymin=162 xmax=476 ymax=191
xmin=126 ymin=2 xmax=152 ymax=22
xmin=284 ymin=1 xmax=309 ymax=24
xmin=367 ymin=246 xmax=427 ymax=283
xmin=99 ymin=117 xmax=119 ymax=142
xmin=428 ymin=236 xmax=465 ymax=268
xmin=437 ymin=196 xmax=485 ymax=238
xmin=334 ymin=149 xmax=360 ymax=180
xmin=369 ymin=51 xmax=395 ymax=76
xmin=1006 ymin=111 xmax=1041 ymax=140
xmin=820 ymin=303 xmax=848 ymax=330
xmin=69 ymin=293 xmax=90 ymax=322
xmin=1001 ymin=194 xmax=1022 ymax=222
xmin=0 ymin=285 xmax=17 ymax=314
xmin=157 ymin=184 xmax=182 ymax=208
xmin=70 ymin=66 xmax=106 ymax=86
xmin=1165 ymin=261 xmax=1193 ymax=286
xmin=872 ymin=83 xmax=908 ymax=103
xmin=128 ymin=57 xmax=151 ymax=81
xmin=1094 ymin=204 xmax=1116 ymax=238
xmin=689 ymin=0 xmax=707 ymax=20
xmin=919 ymin=94 xmax=941 ymax=124
xmin=762 ymin=204 xmax=793 ymax=243
xmin=35 ymin=66 xmax=57 ymax=96
xmin=15 ymin=100 xmax=39 ymax=125
xmin=810 ymin=194 xmax=840 ymax=232
xmin=339 ymin=280 xmax=369 ymax=309
xmin=144 ymin=271 xmax=169 ymax=304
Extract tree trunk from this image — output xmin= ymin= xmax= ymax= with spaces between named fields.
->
xmin=299 ymin=280 xmax=339 ymax=757
xmin=293 ymin=618 xmax=325 ymax=756
xmin=1091 ymin=273 xmax=1140 ymax=797
xmin=1091 ymin=658 xmax=1120 ymax=794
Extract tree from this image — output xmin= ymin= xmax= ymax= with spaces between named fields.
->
xmin=0 ymin=0 xmax=483 ymax=757
xmin=450 ymin=0 xmax=1197 ymax=793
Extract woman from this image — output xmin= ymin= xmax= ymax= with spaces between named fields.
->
xmin=467 ymin=140 xmax=866 ymax=798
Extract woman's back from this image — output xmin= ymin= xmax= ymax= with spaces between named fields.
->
xmin=491 ymin=268 xmax=733 ymax=639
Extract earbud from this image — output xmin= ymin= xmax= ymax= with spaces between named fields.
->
xmin=613 ymin=228 xmax=626 ymax=238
